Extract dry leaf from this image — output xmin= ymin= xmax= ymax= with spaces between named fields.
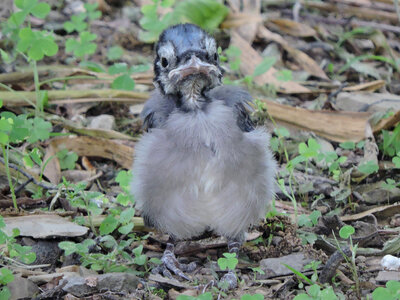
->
xmin=268 ymin=18 xmax=317 ymax=37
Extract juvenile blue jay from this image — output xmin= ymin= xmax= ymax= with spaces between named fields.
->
xmin=132 ymin=24 xmax=276 ymax=289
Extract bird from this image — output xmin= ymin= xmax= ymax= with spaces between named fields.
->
xmin=131 ymin=23 xmax=276 ymax=289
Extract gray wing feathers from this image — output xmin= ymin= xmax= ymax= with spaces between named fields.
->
xmin=141 ymin=90 xmax=176 ymax=130
xmin=208 ymin=86 xmax=255 ymax=132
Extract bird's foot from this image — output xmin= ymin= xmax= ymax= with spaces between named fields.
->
xmin=152 ymin=243 xmax=196 ymax=281
xmin=218 ymin=271 xmax=238 ymax=290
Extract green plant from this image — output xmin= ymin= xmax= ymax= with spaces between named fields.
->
xmin=372 ymin=280 xmax=400 ymax=300
xmin=177 ymin=292 xmax=213 ymax=300
xmin=297 ymin=211 xmax=321 ymax=245
xmin=57 ymin=149 xmax=79 ymax=170
xmin=0 ymin=268 xmax=13 ymax=299
xmin=240 ymin=294 xmax=264 ymax=300
xmin=317 ymin=151 xmax=347 ymax=181
xmin=0 ymin=108 xmax=53 ymax=210
xmin=293 ymin=284 xmax=339 ymax=300
xmin=139 ymin=0 xmax=228 ymax=42
xmin=57 ymin=171 xmax=149 ymax=274
xmin=66 ymin=31 xmax=97 ymax=58
xmin=381 ymin=124 xmax=400 ymax=158
xmin=0 ymin=215 xmax=36 ymax=299
xmin=217 ymin=252 xmax=238 ymax=271
xmin=358 ymin=160 xmax=379 ymax=175
xmin=335 ymin=225 xmax=360 ymax=298
xmin=304 ymin=261 xmax=322 ymax=283
xmin=381 ymin=179 xmax=400 ymax=191
xmin=393 ymin=152 xmax=400 ymax=168
xmin=298 ymin=210 xmax=321 ymax=228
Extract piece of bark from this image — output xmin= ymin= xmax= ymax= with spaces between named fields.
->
xmin=262 ymin=99 xmax=371 ymax=142
xmin=0 ymin=90 xmax=148 ymax=107
xmin=267 ymin=18 xmax=317 ymax=37
xmin=48 ymin=136 xmax=134 ymax=169
xmin=301 ymin=0 xmax=398 ymax=23
xmin=341 ymin=203 xmax=400 ymax=222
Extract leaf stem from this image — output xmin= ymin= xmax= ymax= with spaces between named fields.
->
xmin=32 ymin=60 xmax=41 ymax=116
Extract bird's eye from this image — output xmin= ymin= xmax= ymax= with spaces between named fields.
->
xmin=214 ymin=53 xmax=218 ymax=61
xmin=161 ymin=57 xmax=168 ymax=68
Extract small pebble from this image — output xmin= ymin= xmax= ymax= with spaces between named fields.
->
xmin=381 ymin=254 xmax=400 ymax=271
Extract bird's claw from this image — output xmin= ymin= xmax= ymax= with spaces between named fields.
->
xmin=219 ymin=271 xmax=238 ymax=290
xmin=152 ymin=243 xmax=196 ymax=281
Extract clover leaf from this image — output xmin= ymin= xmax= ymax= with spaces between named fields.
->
xmin=66 ymin=31 xmax=97 ymax=58
xmin=8 ymin=0 xmax=50 ymax=27
xmin=64 ymin=13 xmax=87 ymax=33
xmin=16 ymin=28 xmax=58 ymax=61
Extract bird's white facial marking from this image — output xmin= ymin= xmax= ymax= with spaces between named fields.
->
xmin=204 ymin=36 xmax=217 ymax=56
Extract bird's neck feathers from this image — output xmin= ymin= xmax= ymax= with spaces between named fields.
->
xmin=179 ymin=79 xmax=207 ymax=110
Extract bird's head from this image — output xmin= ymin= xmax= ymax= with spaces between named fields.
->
xmin=153 ymin=24 xmax=223 ymax=109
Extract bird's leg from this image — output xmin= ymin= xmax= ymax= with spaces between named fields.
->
xmin=152 ymin=243 xmax=196 ymax=281
xmin=219 ymin=240 xmax=241 ymax=290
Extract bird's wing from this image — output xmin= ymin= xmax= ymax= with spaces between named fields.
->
xmin=208 ymin=85 xmax=255 ymax=132
xmin=140 ymin=90 xmax=176 ymax=131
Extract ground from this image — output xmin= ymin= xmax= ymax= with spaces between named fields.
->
xmin=0 ymin=0 xmax=399 ymax=299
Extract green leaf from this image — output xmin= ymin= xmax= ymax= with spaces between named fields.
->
xmin=386 ymin=280 xmax=400 ymax=296
xmin=253 ymin=57 xmax=276 ymax=77
xmin=58 ymin=241 xmax=77 ymax=256
xmin=30 ymin=2 xmax=50 ymax=19
xmin=107 ymin=46 xmax=124 ymax=60
xmin=112 ymin=74 xmax=135 ymax=90
xmin=99 ymin=215 xmax=119 ymax=235
xmin=27 ymin=117 xmax=52 ymax=143
xmin=293 ymin=294 xmax=311 ymax=300
xmin=29 ymin=148 xmax=42 ymax=165
xmin=130 ymin=64 xmax=151 ymax=73
xmin=0 ymin=287 xmax=11 ymax=300
xmin=115 ymin=170 xmax=132 ymax=187
xmin=119 ymin=207 xmax=135 ymax=224
xmin=274 ymin=127 xmax=290 ymax=138
xmin=108 ymin=63 xmax=128 ymax=75
xmin=276 ymin=69 xmax=292 ymax=82
xmin=65 ymin=31 xmax=97 ymax=58
xmin=0 ymin=132 xmax=9 ymax=145
xmin=79 ymin=61 xmax=106 ymax=73
xmin=134 ymin=254 xmax=147 ymax=265
xmin=339 ymin=225 xmax=355 ymax=239
xmin=308 ymin=284 xmax=321 ymax=297
xmin=57 ymin=149 xmax=78 ymax=170
xmin=372 ymin=287 xmax=392 ymax=300
xmin=17 ymin=28 xmax=58 ymax=60
xmin=393 ymin=156 xmax=400 ymax=168
xmin=116 ymin=194 xmax=131 ymax=206
xmin=84 ymin=3 xmax=101 ymax=20
xmin=339 ymin=141 xmax=356 ymax=150
xmin=358 ymin=160 xmax=379 ymax=175
xmin=320 ymin=287 xmax=339 ymax=300
xmin=118 ymin=223 xmax=134 ymax=234
xmin=64 ymin=14 xmax=87 ymax=33
xmin=0 ymin=268 xmax=14 ymax=285
xmin=174 ymin=0 xmax=228 ymax=31
xmin=309 ymin=210 xmax=321 ymax=226
xmin=133 ymin=244 xmax=143 ymax=256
